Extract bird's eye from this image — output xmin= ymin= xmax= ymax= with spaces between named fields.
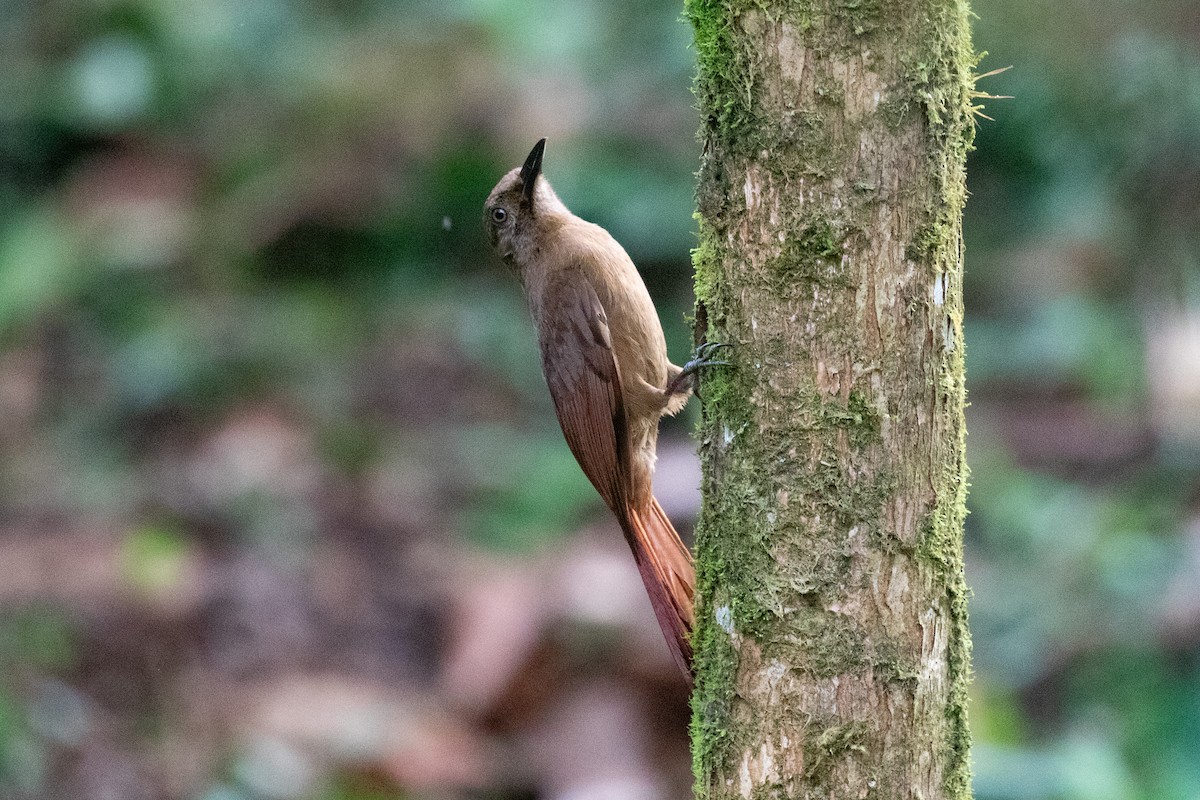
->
xmin=491 ymin=207 xmax=508 ymax=224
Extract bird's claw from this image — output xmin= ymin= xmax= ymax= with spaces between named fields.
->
xmin=667 ymin=341 xmax=732 ymax=396
xmin=692 ymin=341 xmax=730 ymax=361
xmin=683 ymin=342 xmax=732 ymax=373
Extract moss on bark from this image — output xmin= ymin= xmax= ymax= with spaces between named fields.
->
xmin=686 ymin=0 xmax=975 ymax=797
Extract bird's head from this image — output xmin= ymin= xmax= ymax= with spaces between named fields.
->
xmin=484 ymin=138 xmax=567 ymax=262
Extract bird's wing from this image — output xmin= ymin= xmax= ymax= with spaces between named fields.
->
xmin=537 ymin=271 xmax=630 ymax=514
xmin=538 ymin=269 xmax=695 ymax=682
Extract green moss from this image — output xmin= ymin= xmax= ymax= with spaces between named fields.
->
xmin=691 ymin=215 xmax=724 ymax=307
xmin=813 ymin=72 xmax=846 ymax=106
xmin=878 ymin=91 xmax=918 ymax=130
xmin=771 ymin=219 xmax=848 ymax=288
xmin=778 ymin=110 xmax=830 ymax=166
xmin=904 ymin=220 xmax=943 ymax=268
xmin=698 ymin=443 xmax=786 ymax=639
xmin=698 ymin=362 xmax=752 ymax=443
xmin=870 ymin=637 xmax=921 ymax=684
xmin=689 ymin=365 xmax=774 ymax=795
xmin=835 ymin=0 xmax=883 ymax=36
xmin=927 ymin=333 xmax=973 ymax=800
xmin=689 ymin=566 xmax=739 ymax=787
xmin=804 ymin=721 xmax=868 ymax=782
xmin=787 ymin=610 xmax=866 ymax=677
xmin=827 ymin=390 xmax=883 ymax=444
xmin=694 ymin=157 xmax=734 ymax=226
xmin=686 ymin=0 xmax=761 ymax=145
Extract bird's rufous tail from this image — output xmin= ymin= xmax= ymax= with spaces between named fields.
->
xmin=623 ymin=496 xmax=695 ymax=684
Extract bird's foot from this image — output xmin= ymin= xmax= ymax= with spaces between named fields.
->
xmin=666 ymin=342 xmax=731 ymax=396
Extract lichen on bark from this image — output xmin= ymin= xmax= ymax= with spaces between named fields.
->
xmin=685 ymin=1 xmax=975 ymax=798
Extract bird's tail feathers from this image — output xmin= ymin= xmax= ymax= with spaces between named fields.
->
xmin=623 ymin=497 xmax=696 ymax=684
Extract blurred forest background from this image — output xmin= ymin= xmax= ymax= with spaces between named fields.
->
xmin=1 ymin=0 xmax=1199 ymax=798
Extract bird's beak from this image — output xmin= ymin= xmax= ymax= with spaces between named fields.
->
xmin=520 ymin=138 xmax=545 ymax=207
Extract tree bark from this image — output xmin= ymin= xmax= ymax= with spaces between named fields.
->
xmin=686 ymin=2 xmax=974 ymax=798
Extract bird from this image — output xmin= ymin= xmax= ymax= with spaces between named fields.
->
xmin=484 ymin=138 xmax=726 ymax=682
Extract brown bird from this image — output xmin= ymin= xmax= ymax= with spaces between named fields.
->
xmin=484 ymin=139 xmax=723 ymax=683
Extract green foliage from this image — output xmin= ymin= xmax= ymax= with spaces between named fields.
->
xmin=685 ymin=0 xmax=760 ymax=143
xmin=121 ymin=523 xmax=191 ymax=595
xmin=317 ymin=778 xmax=408 ymax=800
xmin=455 ymin=424 xmax=600 ymax=553
xmin=0 ymin=209 xmax=83 ymax=335
xmin=0 ymin=608 xmax=78 ymax=675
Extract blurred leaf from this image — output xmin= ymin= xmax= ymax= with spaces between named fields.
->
xmin=965 ymin=294 xmax=1144 ymax=402
xmin=318 ymin=774 xmax=407 ymax=800
xmin=197 ymin=783 xmax=252 ymax=800
xmin=0 ymin=209 xmax=81 ymax=334
xmin=0 ymin=608 xmax=77 ymax=673
xmin=456 ymin=424 xmax=598 ymax=553
xmin=1065 ymin=648 xmax=1200 ymax=798
xmin=966 ymin=450 xmax=1187 ymax=688
xmin=972 ymin=743 xmax=1069 ymax=800
xmin=0 ymin=687 xmax=44 ymax=797
xmin=68 ymin=35 xmax=158 ymax=129
xmin=121 ymin=522 xmax=190 ymax=595
xmin=1057 ymin=730 xmax=1137 ymax=800
xmin=233 ymin=735 xmax=315 ymax=800
xmin=970 ymin=684 xmax=1027 ymax=747
xmin=451 ymin=281 xmax=544 ymax=398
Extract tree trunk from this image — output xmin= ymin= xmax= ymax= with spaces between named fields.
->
xmin=685 ymin=2 xmax=974 ymax=799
